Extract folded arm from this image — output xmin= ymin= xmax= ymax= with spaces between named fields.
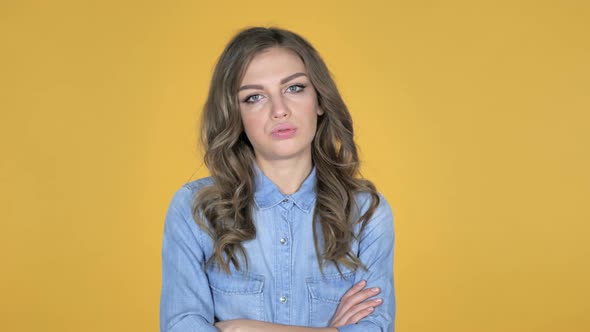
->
xmin=216 ymin=279 xmax=384 ymax=331
xmin=337 ymin=193 xmax=396 ymax=332
xmin=215 ymin=193 xmax=396 ymax=332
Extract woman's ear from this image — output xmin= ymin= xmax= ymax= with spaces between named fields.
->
xmin=317 ymin=107 xmax=324 ymax=116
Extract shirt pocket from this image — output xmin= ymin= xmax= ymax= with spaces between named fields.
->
xmin=207 ymin=266 xmax=265 ymax=321
xmin=306 ymin=271 xmax=355 ymax=327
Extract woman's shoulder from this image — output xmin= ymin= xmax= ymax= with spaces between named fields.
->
xmin=352 ymin=190 xmax=395 ymax=236
xmin=164 ymin=177 xmax=216 ymax=248
xmin=166 ymin=176 xmax=215 ymax=219
xmin=353 ymin=190 xmax=393 ymax=215
xmin=181 ymin=176 xmax=216 ymax=194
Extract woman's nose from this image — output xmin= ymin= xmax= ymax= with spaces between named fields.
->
xmin=270 ymin=95 xmax=290 ymax=119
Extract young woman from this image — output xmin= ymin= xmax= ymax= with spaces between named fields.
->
xmin=160 ymin=27 xmax=395 ymax=332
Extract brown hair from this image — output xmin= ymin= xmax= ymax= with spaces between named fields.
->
xmin=193 ymin=26 xmax=380 ymax=274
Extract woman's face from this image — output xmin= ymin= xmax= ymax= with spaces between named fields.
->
xmin=238 ymin=47 xmax=323 ymax=165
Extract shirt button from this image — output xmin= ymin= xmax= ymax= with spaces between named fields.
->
xmin=280 ymin=296 xmax=287 ymax=304
xmin=282 ymin=198 xmax=289 ymax=203
xmin=280 ymin=238 xmax=287 ymax=245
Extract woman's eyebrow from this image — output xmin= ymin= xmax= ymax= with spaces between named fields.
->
xmin=239 ymin=72 xmax=307 ymax=92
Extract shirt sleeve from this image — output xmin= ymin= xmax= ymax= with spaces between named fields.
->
xmin=337 ymin=193 xmax=396 ymax=332
xmin=160 ymin=185 xmax=219 ymax=332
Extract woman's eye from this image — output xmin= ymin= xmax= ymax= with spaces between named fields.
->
xmin=287 ymin=84 xmax=305 ymax=93
xmin=244 ymin=94 xmax=262 ymax=103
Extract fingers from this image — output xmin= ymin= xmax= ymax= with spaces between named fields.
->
xmin=347 ymin=306 xmax=374 ymax=325
xmin=340 ymin=283 xmax=382 ymax=314
xmin=330 ymin=280 xmax=383 ymax=326
xmin=332 ymin=280 xmax=367 ymax=321
xmin=340 ymin=280 xmax=367 ymax=302
xmin=340 ymin=297 xmax=383 ymax=325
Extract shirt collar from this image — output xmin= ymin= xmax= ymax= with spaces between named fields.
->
xmin=253 ymin=163 xmax=316 ymax=212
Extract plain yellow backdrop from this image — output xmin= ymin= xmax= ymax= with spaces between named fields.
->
xmin=1 ymin=0 xmax=589 ymax=331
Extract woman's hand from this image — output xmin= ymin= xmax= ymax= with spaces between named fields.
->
xmin=215 ymin=319 xmax=249 ymax=332
xmin=215 ymin=319 xmax=280 ymax=332
xmin=215 ymin=319 xmax=337 ymax=331
xmin=329 ymin=280 xmax=382 ymax=327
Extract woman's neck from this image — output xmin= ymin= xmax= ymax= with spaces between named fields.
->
xmin=255 ymin=157 xmax=313 ymax=195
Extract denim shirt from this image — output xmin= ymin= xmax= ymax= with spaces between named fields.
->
xmin=160 ymin=166 xmax=395 ymax=332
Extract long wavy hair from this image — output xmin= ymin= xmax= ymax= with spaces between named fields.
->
xmin=193 ymin=26 xmax=380 ymax=274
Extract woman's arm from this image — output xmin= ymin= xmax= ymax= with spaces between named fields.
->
xmin=215 ymin=279 xmax=384 ymax=332
xmin=160 ymin=186 xmax=218 ymax=332
xmin=215 ymin=320 xmax=336 ymax=332
xmin=336 ymin=193 xmax=396 ymax=332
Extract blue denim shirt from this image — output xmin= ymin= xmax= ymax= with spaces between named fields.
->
xmin=160 ymin=166 xmax=395 ymax=332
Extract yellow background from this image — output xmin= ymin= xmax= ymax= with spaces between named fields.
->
xmin=1 ymin=0 xmax=589 ymax=331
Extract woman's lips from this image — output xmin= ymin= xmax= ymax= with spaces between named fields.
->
xmin=272 ymin=128 xmax=297 ymax=139
xmin=271 ymin=124 xmax=297 ymax=139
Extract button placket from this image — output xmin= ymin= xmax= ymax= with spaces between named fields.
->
xmin=277 ymin=203 xmax=292 ymax=322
